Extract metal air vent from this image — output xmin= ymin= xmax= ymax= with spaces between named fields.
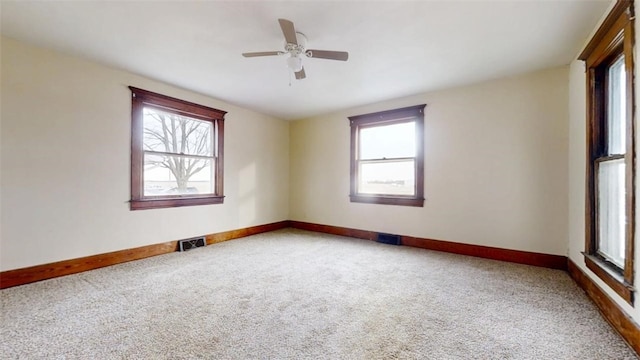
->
xmin=376 ymin=233 xmax=401 ymax=246
xmin=178 ymin=237 xmax=206 ymax=252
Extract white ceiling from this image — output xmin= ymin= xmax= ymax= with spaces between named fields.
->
xmin=1 ymin=0 xmax=610 ymax=120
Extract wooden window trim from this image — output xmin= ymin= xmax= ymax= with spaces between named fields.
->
xmin=580 ymin=0 xmax=636 ymax=304
xmin=584 ymin=254 xmax=634 ymax=303
xmin=129 ymin=87 xmax=226 ymax=210
xmin=348 ymin=104 xmax=426 ymax=207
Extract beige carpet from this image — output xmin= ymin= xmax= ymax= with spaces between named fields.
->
xmin=1 ymin=228 xmax=637 ymax=359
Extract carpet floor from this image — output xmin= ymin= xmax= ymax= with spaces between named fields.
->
xmin=1 ymin=228 xmax=637 ymax=359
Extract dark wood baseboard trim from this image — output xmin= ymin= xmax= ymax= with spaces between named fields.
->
xmin=289 ymin=221 xmax=567 ymax=270
xmin=206 ymin=221 xmax=290 ymax=244
xmin=568 ymin=259 xmax=640 ymax=355
xmin=0 ymin=219 xmax=569 ymax=288
xmin=289 ymin=221 xmax=376 ymax=241
xmin=403 ymin=235 xmax=567 ymax=270
xmin=0 ymin=220 xmax=290 ymax=289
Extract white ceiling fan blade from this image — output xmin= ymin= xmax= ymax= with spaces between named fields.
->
xmin=278 ymin=18 xmax=298 ymax=45
xmin=242 ymin=51 xmax=284 ymax=57
xmin=295 ymin=67 xmax=306 ymax=80
xmin=306 ymin=49 xmax=349 ymax=61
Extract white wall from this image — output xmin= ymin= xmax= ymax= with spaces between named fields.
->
xmin=567 ymin=6 xmax=640 ymax=323
xmin=290 ymin=66 xmax=569 ymax=255
xmin=0 ymin=37 xmax=290 ymax=271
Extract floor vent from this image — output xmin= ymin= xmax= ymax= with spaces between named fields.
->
xmin=178 ymin=237 xmax=206 ymax=252
xmin=376 ymin=233 xmax=401 ymax=246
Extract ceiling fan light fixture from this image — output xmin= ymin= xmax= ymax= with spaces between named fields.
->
xmin=242 ymin=19 xmax=349 ymax=80
xmin=287 ymin=55 xmax=303 ymax=72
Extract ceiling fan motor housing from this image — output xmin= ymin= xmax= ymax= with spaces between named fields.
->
xmin=285 ymin=32 xmax=308 ymax=56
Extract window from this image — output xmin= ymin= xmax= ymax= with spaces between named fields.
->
xmin=580 ymin=0 xmax=635 ymax=304
xmin=129 ymin=87 xmax=226 ymax=210
xmin=348 ymin=104 xmax=426 ymax=207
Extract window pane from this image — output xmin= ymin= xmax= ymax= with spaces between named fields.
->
xmin=359 ymin=160 xmax=415 ymax=196
xmin=607 ymin=56 xmax=626 ymax=155
xmin=597 ymin=158 xmax=626 ymax=268
xmin=144 ymin=154 xmax=214 ymax=196
xmin=360 ymin=122 xmax=415 ymax=160
xmin=143 ymin=107 xmax=213 ymax=156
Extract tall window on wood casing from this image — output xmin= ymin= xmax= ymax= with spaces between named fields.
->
xmin=129 ymin=87 xmax=226 ymax=210
xmin=580 ymin=0 xmax=635 ymax=304
xmin=348 ymin=104 xmax=425 ymax=207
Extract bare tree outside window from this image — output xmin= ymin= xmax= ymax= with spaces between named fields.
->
xmin=142 ymin=107 xmax=214 ymax=195
xmin=129 ymin=86 xmax=225 ymax=210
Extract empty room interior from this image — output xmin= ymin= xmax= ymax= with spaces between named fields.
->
xmin=3 ymin=0 xmax=640 ymax=358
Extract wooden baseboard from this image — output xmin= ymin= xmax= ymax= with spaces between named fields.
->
xmin=402 ymin=235 xmax=567 ymax=270
xmin=2 ymin=220 xmax=565 ymax=289
xmin=289 ymin=221 xmax=376 ymax=241
xmin=568 ymin=259 xmax=640 ymax=354
xmin=0 ymin=221 xmax=289 ymax=289
xmin=290 ymin=220 xmax=567 ymax=270
xmin=206 ymin=221 xmax=290 ymax=245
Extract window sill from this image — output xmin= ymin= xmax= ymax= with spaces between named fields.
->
xmin=583 ymin=253 xmax=634 ymax=305
xmin=349 ymin=194 xmax=424 ymax=207
xmin=130 ymin=195 xmax=224 ymax=210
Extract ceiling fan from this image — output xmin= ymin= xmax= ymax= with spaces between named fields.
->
xmin=242 ymin=19 xmax=349 ymax=80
